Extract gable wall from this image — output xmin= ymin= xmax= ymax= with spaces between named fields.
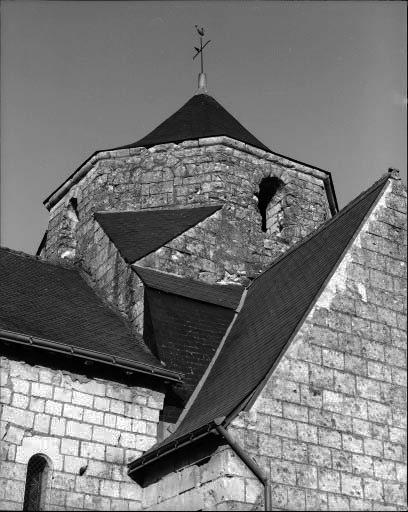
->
xmin=135 ymin=177 xmax=406 ymax=511
xmin=223 ymin=177 xmax=407 ymax=510
xmin=0 ymin=357 xmax=163 ymax=511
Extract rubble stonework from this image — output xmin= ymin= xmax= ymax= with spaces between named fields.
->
xmin=42 ymin=139 xmax=332 ymax=335
xmin=137 ymin=177 xmax=407 ymax=510
xmin=0 ymin=358 xmax=163 ymax=510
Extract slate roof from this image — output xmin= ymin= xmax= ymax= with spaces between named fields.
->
xmin=128 ymin=173 xmax=390 ymax=476
xmin=95 ymin=205 xmax=222 ymax=264
xmin=133 ymin=266 xmax=243 ymax=310
xmin=113 ymin=93 xmax=271 ymax=153
xmin=134 ymin=267 xmax=244 ymax=422
xmin=0 ymin=248 xmax=179 ymax=379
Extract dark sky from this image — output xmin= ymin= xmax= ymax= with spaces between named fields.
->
xmin=1 ymin=1 xmax=406 ymax=254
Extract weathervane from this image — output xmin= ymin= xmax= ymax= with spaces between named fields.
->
xmin=193 ymin=25 xmax=211 ymax=92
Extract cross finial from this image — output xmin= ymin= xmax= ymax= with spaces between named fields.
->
xmin=193 ymin=25 xmax=211 ymax=93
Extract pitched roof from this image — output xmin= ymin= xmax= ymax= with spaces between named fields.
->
xmin=128 ymin=173 xmax=390 ymax=477
xmin=134 ymin=267 xmax=244 ymax=422
xmin=113 ymin=93 xmax=270 ymax=153
xmin=143 ymin=287 xmax=236 ymax=422
xmin=95 ymin=205 xmax=222 ymax=264
xmin=0 ymin=248 xmax=179 ymax=380
xmin=133 ymin=266 xmax=243 ymax=310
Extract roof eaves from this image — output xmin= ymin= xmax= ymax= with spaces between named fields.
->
xmin=0 ymin=329 xmax=183 ymax=383
xmin=127 ymin=421 xmax=217 ymax=477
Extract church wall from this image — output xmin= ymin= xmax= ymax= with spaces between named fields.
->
xmin=42 ymin=139 xmax=331 ymax=334
xmin=136 ymin=177 xmax=406 ymax=511
xmin=0 ymin=357 xmax=164 ymax=511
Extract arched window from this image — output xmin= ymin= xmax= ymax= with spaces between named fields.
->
xmin=23 ymin=454 xmax=49 ymax=511
xmin=255 ymin=177 xmax=283 ymax=232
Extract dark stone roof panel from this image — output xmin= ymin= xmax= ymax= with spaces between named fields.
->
xmin=113 ymin=94 xmax=270 ymax=153
xmin=133 ymin=266 xmax=243 ymax=311
xmin=95 ymin=205 xmax=222 ymax=264
xmin=0 ymin=248 xmax=163 ymax=369
xmin=144 ymin=287 xmax=235 ymax=422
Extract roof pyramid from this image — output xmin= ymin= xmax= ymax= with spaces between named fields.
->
xmin=113 ymin=93 xmax=271 ymax=152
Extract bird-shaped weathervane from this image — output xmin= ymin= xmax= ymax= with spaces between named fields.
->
xmin=193 ymin=25 xmax=211 ymax=76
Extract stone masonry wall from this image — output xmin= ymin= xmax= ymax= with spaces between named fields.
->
xmin=141 ymin=446 xmax=260 ymax=511
xmin=137 ymin=206 xmax=277 ymax=285
xmin=138 ymin=177 xmax=406 ymax=511
xmin=224 ymin=177 xmax=407 ymax=511
xmin=0 ymin=357 xmax=164 ymax=511
xmin=42 ymin=138 xmax=332 ymax=335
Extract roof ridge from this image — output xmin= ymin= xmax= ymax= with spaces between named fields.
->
xmin=248 ymin=172 xmax=390 ymax=289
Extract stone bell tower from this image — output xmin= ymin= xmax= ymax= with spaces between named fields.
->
xmin=39 ymin=85 xmax=337 ymax=334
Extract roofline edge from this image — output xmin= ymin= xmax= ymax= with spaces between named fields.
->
xmin=132 ymin=264 xmax=243 ymax=311
xmin=0 ymin=329 xmax=182 ymax=383
xmin=43 ymin=137 xmax=333 ymax=211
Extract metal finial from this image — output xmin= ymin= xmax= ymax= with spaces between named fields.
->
xmin=193 ymin=25 xmax=211 ymax=92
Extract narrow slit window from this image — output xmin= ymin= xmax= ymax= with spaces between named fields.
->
xmin=255 ymin=177 xmax=282 ymax=232
xmin=69 ymin=197 xmax=79 ymax=221
xmin=23 ymin=454 xmax=49 ymax=511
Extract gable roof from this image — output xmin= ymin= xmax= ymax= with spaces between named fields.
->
xmin=0 ymin=248 xmax=180 ymax=381
xmin=128 ymin=173 xmax=390 ymax=478
xmin=113 ymin=93 xmax=270 ymax=153
xmin=133 ymin=266 xmax=243 ymax=310
xmin=95 ymin=205 xmax=222 ymax=264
